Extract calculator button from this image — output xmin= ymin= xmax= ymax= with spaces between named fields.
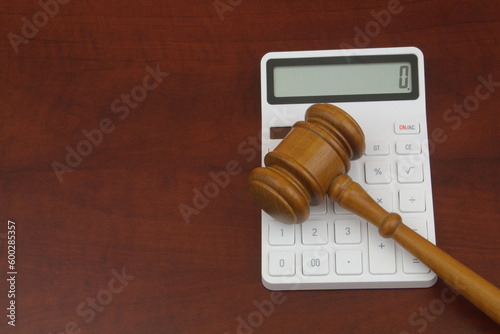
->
xmin=402 ymin=219 xmax=431 ymax=274
xmin=264 ymin=141 xmax=280 ymax=153
xmin=365 ymin=142 xmax=390 ymax=156
xmin=269 ymin=252 xmax=295 ymax=276
xmin=301 ymin=221 xmax=328 ymax=245
xmin=399 ymin=189 xmax=426 ymax=212
xmin=404 ymin=218 xmax=428 ymax=239
xmin=365 ymin=161 xmax=392 ymax=184
xmin=310 ymin=199 xmax=327 ymax=215
xmin=368 ymin=225 xmax=396 ymax=274
xmin=395 ymin=122 xmax=420 ymax=134
xmin=347 ymin=165 xmax=360 ymax=182
xmin=269 ymin=221 xmax=295 ymax=246
xmin=336 ymin=250 xmax=363 ymax=275
xmin=397 ymin=160 xmax=424 ymax=183
xmin=367 ymin=189 xmax=393 ymax=212
xmin=396 ymin=141 xmax=421 ymax=155
xmin=334 ymin=220 xmax=361 ymax=244
xmin=403 ymin=252 xmax=430 ymax=274
xmin=303 ymin=250 xmax=329 ymax=276
xmin=333 ymin=203 xmax=350 ymax=215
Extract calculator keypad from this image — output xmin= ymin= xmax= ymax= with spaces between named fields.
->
xmin=262 ymin=123 xmax=436 ymax=290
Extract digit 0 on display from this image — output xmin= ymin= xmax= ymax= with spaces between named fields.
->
xmin=399 ymin=65 xmax=410 ymax=89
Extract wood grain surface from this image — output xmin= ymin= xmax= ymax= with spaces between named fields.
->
xmin=0 ymin=0 xmax=499 ymax=333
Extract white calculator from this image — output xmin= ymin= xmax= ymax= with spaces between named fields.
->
xmin=259 ymin=47 xmax=437 ymax=290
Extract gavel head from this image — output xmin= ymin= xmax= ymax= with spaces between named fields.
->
xmin=249 ymin=103 xmax=365 ymax=224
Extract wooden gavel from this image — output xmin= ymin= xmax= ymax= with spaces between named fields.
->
xmin=249 ymin=103 xmax=500 ymax=324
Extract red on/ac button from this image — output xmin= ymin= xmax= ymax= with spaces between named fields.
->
xmin=395 ymin=122 xmax=420 ymax=134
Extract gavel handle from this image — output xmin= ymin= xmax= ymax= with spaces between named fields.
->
xmin=328 ymin=175 xmax=500 ymax=324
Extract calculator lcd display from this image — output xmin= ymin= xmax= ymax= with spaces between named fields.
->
xmin=274 ymin=62 xmax=411 ymax=97
xmin=267 ymin=54 xmax=419 ymax=104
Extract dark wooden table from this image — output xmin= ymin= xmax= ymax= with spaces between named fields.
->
xmin=1 ymin=1 xmax=499 ymax=333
